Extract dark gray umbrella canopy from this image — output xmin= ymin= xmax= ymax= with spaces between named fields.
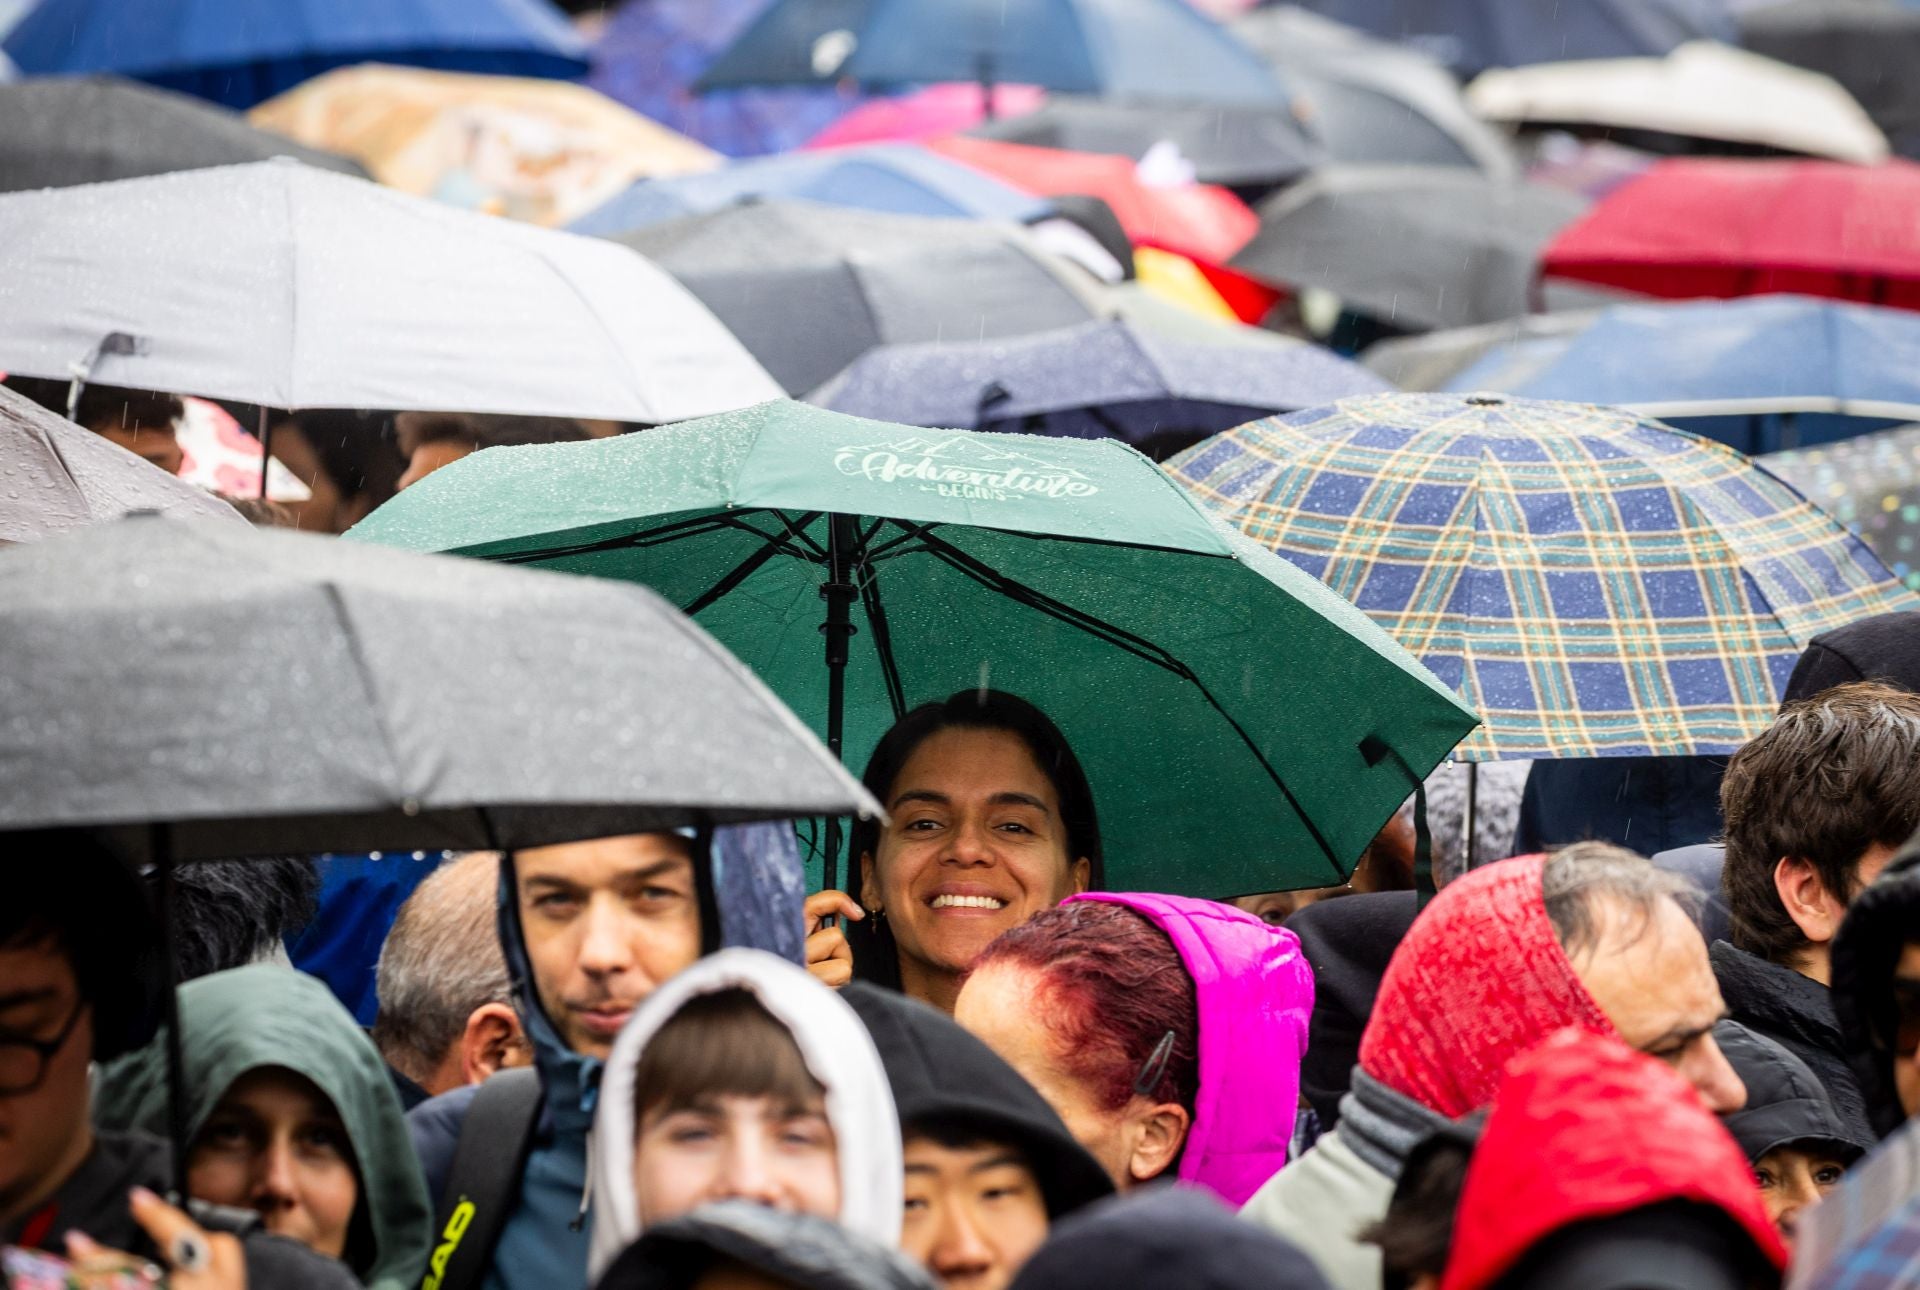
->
xmin=0 ymin=384 xmax=243 ymax=543
xmin=811 ymin=318 xmax=1391 ymax=447
xmin=0 ymin=516 xmax=877 ymax=861
xmin=969 ymin=97 xmax=1324 ymax=189
xmin=1232 ymin=7 xmax=1516 ymax=176
xmin=0 ymin=75 xmax=366 ymax=191
xmin=1231 ymin=166 xmax=1588 ymax=331
xmin=612 ymin=199 xmax=1101 ymax=395
xmin=1741 ymin=0 xmax=1920 ymax=158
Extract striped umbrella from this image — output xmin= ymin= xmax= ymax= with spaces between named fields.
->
xmin=1169 ymin=392 xmax=1920 ymax=759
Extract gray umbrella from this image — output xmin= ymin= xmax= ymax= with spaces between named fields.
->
xmin=1361 ymin=311 xmax=1597 ymax=390
xmin=969 ymin=97 xmax=1324 ymax=189
xmin=811 ymin=318 xmax=1391 ymax=454
xmin=0 ymin=515 xmax=878 ymax=862
xmin=0 ymin=76 xmax=366 ymax=192
xmin=611 ymin=199 xmax=1101 ymax=396
xmin=1232 ymin=6 xmax=1516 ymax=177
xmin=1741 ymin=0 xmax=1920 ymax=158
xmin=1231 ymin=166 xmax=1588 ymax=331
xmin=0 ymin=385 xmax=243 ymax=543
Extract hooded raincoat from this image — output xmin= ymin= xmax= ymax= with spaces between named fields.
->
xmin=1008 ymin=1187 xmax=1331 ymax=1290
xmin=92 ymin=965 xmax=433 ymax=1290
xmin=1440 ymin=1028 xmax=1788 ymax=1290
xmin=586 ymin=948 xmax=903 ymax=1283
xmin=1241 ymin=856 xmax=1614 ymax=1289
xmin=1832 ymin=845 xmax=1920 ymax=1136
xmin=1716 ymin=1020 xmax=1875 ymax=1166
xmin=405 ymin=822 xmax=809 ymax=1290
xmin=1062 ymin=892 xmax=1312 ymax=1208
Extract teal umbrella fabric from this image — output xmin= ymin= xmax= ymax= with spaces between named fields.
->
xmin=350 ymin=401 xmax=1476 ymax=897
xmin=1170 ymin=392 xmax=1920 ymax=761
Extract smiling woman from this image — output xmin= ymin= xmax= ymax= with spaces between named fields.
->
xmin=838 ymin=691 xmax=1104 ymax=1014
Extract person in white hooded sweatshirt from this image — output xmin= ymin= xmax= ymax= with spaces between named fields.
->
xmin=588 ymin=949 xmax=905 ymax=1286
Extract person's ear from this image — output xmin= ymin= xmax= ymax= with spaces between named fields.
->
xmin=1069 ymin=856 xmax=1093 ymax=896
xmin=859 ymin=851 xmax=882 ymax=913
xmin=461 ymin=1002 xmax=527 ymax=1085
xmin=1125 ymin=1100 xmax=1191 ymax=1186
xmin=1775 ymin=856 xmax=1846 ymax=946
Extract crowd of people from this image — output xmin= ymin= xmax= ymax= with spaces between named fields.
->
xmin=3 ymin=611 xmax=1919 ymax=1290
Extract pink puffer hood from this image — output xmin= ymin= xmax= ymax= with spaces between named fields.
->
xmin=1065 ymin=892 xmax=1313 ymax=1207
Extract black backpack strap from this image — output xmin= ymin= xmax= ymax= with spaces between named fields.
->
xmin=420 ymin=1067 xmax=544 ymax=1290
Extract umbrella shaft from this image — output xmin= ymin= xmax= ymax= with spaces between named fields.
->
xmin=821 ymin=513 xmax=861 ymax=892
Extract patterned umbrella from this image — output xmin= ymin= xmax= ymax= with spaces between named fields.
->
xmin=1763 ymin=422 xmax=1920 ymax=595
xmin=1169 ymin=392 xmax=1920 ymax=759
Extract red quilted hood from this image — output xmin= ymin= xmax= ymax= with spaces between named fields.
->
xmin=1358 ymin=855 xmax=1612 ymax=1117
xmin=1441 ymin=1029 xmax=1790 ymax=1290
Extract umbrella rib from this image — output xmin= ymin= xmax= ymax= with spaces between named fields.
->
xmin=855 ymin=537 xmax=909 ymax=723
xmin=900 ymin=523 xmax=1343 ymax=875
xmin=493 ymin=510 xmax=826 ymax=567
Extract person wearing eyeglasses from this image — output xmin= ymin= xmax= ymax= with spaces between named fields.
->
xmin=1832 ymin=840 xmax=1920 ymax=1136
xmin=952 ymin=894 xmax=1312 ymax=1205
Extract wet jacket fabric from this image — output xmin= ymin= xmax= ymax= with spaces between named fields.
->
xmin=586 ymin=949 xmax=902 ymax=1284
xmin=1010 ymin=1186 xmax=1331 ymax=1290
xmin=92 ymin=965 xmax=432 ymax=1290
xmin=593 ymin=1201 xmax=935 ymax=1290
xmin=1440 ymin=1029 xmax=1788 ymax=1290
xmin=1285 ymin=891 xmax=1418 ymax=1133
xmin=1239 ymin=1069 xmax=1447 ymax=1290
xmin=1711 ymin=939 xmax=1871 ymax=1134
xmin=0 ymin=1129 xmax=360 ymax=1289
xmin=407 ymin=823 xmax=807 ymax=1290
xmin=1832 ymin=845 xmax=1920 ymax=1136
xmin=840 ymin=982 xmax=1112 ymax=1220
xmin=1716 ymin=1020 xmax=1875 ymax=1165
xmin=1063 ymin=892 xmax=1312 ymax=1207
xmin=1358 ymin=856 xmax=1611 ymax=1119
xmin=1514 ymin=755 xmax=1726 ymax=859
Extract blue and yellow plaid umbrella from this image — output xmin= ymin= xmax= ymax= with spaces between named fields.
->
xmin=1170 ymin=392 xmax=1920 ymax=760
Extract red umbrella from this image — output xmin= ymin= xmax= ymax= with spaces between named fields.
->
xmin=1541 ymin=157 xmax=1920 ymax=311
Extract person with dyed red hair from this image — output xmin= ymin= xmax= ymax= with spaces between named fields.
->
xmin=1441 ymin=1028 xmax=1788 ymax=1290
xmin=1241 ymin=844 xmax=1748 ymax=1290
xmin=952 ymin=892 xmax=1312 ymax=1206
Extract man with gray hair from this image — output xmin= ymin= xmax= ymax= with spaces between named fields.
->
xmin=372 ymin=851 xmax=529 ymax=1108
xmin=1242 ymin=841 xmax=1745 ymax=1289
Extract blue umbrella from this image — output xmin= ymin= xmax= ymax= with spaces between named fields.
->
xmin=1445 ymin=296 xmax=1920 ymax=453
xmin=697 ymin=0 xmax=1289 ymax=108
xmin=569 ymin=143 xmax=1048 ymax=236
xmin=1285 ymin=0 xmax=1734 ymax=75
xmin=587 ymin=0 xmax=869 ymax=157
xmin=3 ymin=0 xmax=587 ymax=110
xmin=813 ymin=318 xmax=1391 ymax=455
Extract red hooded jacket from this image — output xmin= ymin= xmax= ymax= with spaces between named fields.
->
xmin=1358 ymin=855 xmax=1613 ymax=1118
xmin=1441 ymin=1028 xmax=1790 ymax=1290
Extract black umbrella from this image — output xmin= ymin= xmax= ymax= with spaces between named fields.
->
xmin=1231 ymin=166 xmax=1588 ymax=331
xmin=1741 ymin=0 xmax=1920 ymax=159
xmin=0 ymin=384 xmax=244 ymax=543
xmin=969 ymin=97 xmax=1323 ymax=190
xmin=610 ymin=199 xmax=1101 ymax=395
xmin=0 ymin=514 xmax=876 ymax=1191
xmin=0 ymin=75 xmax=366 ymax=192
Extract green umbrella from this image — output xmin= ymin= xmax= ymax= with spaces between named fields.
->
xmin=349 ymin=402 xmax=1476 ymax=896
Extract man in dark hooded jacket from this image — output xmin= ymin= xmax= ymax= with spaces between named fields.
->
xmin=842 ymin=983 xmax=1112 ymax=1290
xmin=1831 ymin=840 xmax=1920 ymax=1136
xmin=407 ymin=823 xmax=806 ymax=1290
xmin=0 ymin=832 xmax=357 ymax=1289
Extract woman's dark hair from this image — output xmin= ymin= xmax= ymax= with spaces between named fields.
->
xmin=846 ymin=690 xmax=1102 ymax=987
xmin=1364 ymin=1120 xmax=1481 ymax=1290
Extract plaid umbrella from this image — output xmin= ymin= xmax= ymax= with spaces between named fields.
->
xmin=1169 ymin=392 xmax=1920 ymax=759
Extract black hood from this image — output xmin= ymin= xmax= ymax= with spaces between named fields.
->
xmin=1782 ymin=610 xmax=1920 ymax=705
xmin=1285 ymin=890 xmax=1419 ymax=1131
xmin=1008 ymin=1186 xmax=1330 ymax=1290
xmin=1714 ymin=1021 xmax=1874 ymax=1164
xmin=595 ymin=1200 xmax=935 ymax=1290
xmin=1832 ymin=844 xmax=1920 ymax=1136
xmin=841 ymin=982 xmax=1113 ymax=1221
xmin=1495 ymin=1200 xmax=1772 ymax=1290
xmin=1709 ymin=940 xmax=1872 ymax=1133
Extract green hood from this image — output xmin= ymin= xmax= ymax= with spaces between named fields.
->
xmin=93 ymin=965 xmax=431 ymax=1290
